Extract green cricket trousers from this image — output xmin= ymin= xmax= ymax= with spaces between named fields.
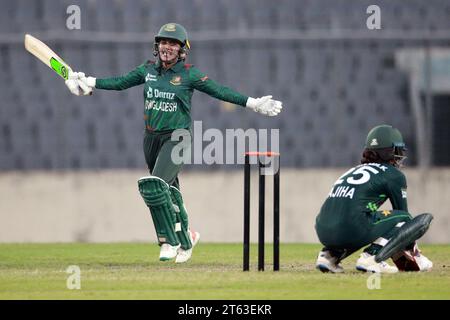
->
xmin=143 ymin=129 xmax=191 ymax=189
xmin=315 ymin=209 xmax=413 ymax=258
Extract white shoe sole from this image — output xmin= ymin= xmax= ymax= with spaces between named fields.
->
xmin=159 ymin=244 xmax=181 ymax=261
xmin=316 ymin=264 xmax=333 ymax=273
xmin=175 ymin=232 xmax=200 ymax=264
xmin=356 ymin=265 xmax=373 ymax=273
xmin=356 ymin=265 xmax=398 ymax=273
xmin=316 ymin=264 xmax=344 ymax=273
xmin=160 ymin=257 xmax=173 ymax=261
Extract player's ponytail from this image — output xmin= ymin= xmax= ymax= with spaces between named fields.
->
xmin=361 ymin=149 xmax=381 ymax=164
xmin=361 ymin=147 xmax=401 ymax=166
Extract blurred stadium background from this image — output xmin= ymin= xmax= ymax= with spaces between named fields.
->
xmin=0 ymin=0 xmax=449 ymax=243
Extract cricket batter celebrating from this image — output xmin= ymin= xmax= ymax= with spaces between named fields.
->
xmin=315 ymin=124 xmax=433 ymax=273
xmin=65 ymin=23 xmax=282 ymax=263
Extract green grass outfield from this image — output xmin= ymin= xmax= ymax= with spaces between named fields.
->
xmin=0 ymin=243 xmax=449 ymax=300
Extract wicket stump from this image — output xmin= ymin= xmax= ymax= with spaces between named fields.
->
xmin=243 ymin=151 xmax=280 ymax=271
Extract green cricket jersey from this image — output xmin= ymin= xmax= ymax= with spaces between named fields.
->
xmin=317 ymin=162 xmax=408 ymax=222
xmin=95 ymin=60 xmax=249 ymax=131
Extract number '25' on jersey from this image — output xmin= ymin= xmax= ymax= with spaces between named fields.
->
xmin=319 ymin=163 xmax=408 ymax=219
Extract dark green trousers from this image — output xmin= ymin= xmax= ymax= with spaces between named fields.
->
xmin=315 ymin=209 xmax=413 ymax=258
xmin=143 ymin=129 xmax=191 ymax=189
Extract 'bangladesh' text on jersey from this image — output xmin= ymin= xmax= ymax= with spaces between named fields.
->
xmin=95 ymin=60 xmax=248 ymax=131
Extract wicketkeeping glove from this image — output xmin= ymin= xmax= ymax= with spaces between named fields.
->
xmin=246 ymin=95 xmax=283 ymax=116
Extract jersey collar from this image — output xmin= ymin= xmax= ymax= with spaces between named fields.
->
xmin=154 ymin=60 xmax=185 ymax=73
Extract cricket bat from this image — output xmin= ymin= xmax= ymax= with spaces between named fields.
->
xmin=24 ymin=34 xmax=72 ymax=80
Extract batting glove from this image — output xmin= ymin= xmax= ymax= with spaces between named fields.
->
xmin=74 ymin=72 xmax=94 ymax=96
xmin=64 ymin=71 xmax=82 ymax=96
xmin=64 ymin=71 xmax=93 ymax=96
xmin=77 ymin=73 xmax=96 ymax=90
xmin=246 ymin=95 xmax=283 ymax=116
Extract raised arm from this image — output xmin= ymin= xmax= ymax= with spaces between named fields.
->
xmin=94 ymin=64 xmax=146 ymax=90
xmin=190 ymin=67 xmax=282 ymax=116
xmin=65 ymin=64 xmax=147 ymax=95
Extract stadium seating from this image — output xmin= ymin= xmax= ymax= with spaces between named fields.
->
xmin=2 ymin=0 xmax=448 ymax=170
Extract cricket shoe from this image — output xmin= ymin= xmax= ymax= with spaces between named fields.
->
xmin=315 ymin=250 xmax=344 ymax=273
xmin=159 ymin=243 xmax=181 ymax=261
xmin=175 ymin=231 xmax=200 ymax=264
xmin=356 ymin=252 xmax=398 ymax=273
xmin=392 ymin=244 xmax=433 ymax=272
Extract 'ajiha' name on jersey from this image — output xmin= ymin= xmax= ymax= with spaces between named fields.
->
xmin=328 ymin=185 xmax=355 ymax=199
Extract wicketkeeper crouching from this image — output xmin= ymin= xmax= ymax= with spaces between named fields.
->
xmin=315 ymin=125 xmax=433 ymax=273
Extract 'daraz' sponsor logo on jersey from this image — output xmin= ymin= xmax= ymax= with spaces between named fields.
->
xmin=146 ymin=87 xmax=175 ymax=99
xmin=145 ymin=87 xmax=178 ymax=112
